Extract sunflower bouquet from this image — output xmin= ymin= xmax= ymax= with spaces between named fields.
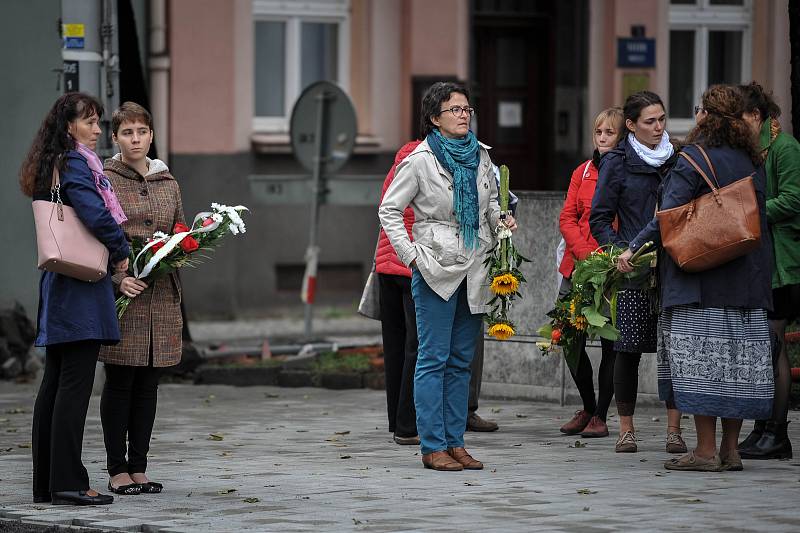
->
xmin=485 ymin=165 xmax=529 ymax=340
xmin=537 ymin=242 xmax=655 ymax=371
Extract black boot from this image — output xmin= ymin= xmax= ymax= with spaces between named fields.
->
xmin=739 ymin=421 xmax=793 ymax=460
xmin=737 ymin=419 xmax=766 ymax=453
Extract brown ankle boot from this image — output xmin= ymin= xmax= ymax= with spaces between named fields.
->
xmin=447 ymin=447 xmax=484 ymax=470
xmin=422 ymin=450 xmax=463 ymax=471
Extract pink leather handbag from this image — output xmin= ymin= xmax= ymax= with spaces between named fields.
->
xmin=32 ymin=167 xmax=109 ymax=282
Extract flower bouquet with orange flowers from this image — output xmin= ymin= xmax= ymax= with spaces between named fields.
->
xmin=485 ymin=165 xmax=529 ymax=340
xmin=115 ymin=202 xmax=248 ymax=318
xmin=537 ymin=242 xmax=654 ymax=371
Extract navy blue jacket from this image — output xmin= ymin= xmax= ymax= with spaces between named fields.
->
xmin=34 ymin=150 xmax=130 ymax=346
xmin=630 ymin=144 xmax=773 ymax=310
xmin=589 ymin=136 xmax=678 ymax=287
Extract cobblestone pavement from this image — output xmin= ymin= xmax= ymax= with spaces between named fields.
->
xmin=1 ymin=381 xmax=799 ymax=532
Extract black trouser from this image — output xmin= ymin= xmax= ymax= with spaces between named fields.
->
xmin=468 ymin=335 xmax=484 ymax=414
xmin=32 ymin=340 xmax=100 ymax=495
xmin=378 ymin=274 xmax=418 ymax=438
xmin=569 ymin=337 xmax=616 ymax=421
xmin=100 ymin=362 xmax=162 ymax=476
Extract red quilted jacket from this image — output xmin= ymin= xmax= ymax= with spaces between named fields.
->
xmin=375 ymin=140 xmax=421 ymax=277
xmin=558 ymin=159 xmax=601 ymax=278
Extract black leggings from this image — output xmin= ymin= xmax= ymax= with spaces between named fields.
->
xmin=100 ymin=362 xmax=162 ymax=476
xmin=615 ymin=352 xmax=676 ymax=416
xmin=569 ymin=338 xmax=616 ymax=421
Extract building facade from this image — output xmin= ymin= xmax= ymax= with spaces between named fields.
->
xmin=0 ymin=0 xmax=793 ymax=319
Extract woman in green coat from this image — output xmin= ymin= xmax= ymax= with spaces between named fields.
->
xmin=738 ymin=82 xmax=800 ymax=460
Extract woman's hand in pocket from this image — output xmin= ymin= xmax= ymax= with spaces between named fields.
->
xmin=120 ymin=277 xmax=148 ymax=298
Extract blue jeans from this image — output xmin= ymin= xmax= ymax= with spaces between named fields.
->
xmin=411 ymin=270 xmax=483 ymax=455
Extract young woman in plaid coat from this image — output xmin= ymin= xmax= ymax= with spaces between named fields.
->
xmin=99 ymin=102 xmax=185 ymax=496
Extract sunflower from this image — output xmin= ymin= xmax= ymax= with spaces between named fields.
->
xmin=488 ymin=322 xmax=515 ymax=341
xmin=572 ymin=315 xmax=588 ymax=331
xmin=490 ymin=272 xmax=520 ymax=296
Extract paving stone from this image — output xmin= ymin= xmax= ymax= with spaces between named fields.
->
xmin=1 ymin=381 xmax=799 ymax=532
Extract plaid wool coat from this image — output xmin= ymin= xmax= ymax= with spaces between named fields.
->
xmin=98 ymin=155 xmax=185 ymax=367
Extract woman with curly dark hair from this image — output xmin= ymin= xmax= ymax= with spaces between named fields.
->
xmin=737 ymin=82 xmax=800 ymax=460
xmin=622 ymin=84 xmax=774 ymax=472
xmin=21 ymin=92 xmax=130 ymax=505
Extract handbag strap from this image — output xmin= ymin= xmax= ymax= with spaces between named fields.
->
xmin=678 ymin=147 xmax=722 ymax=204
xmin=50 ymin=163 xmax=65 ymax=221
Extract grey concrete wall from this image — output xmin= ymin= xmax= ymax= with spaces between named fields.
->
xmin=0 ymin=1 xmax=61 ymax=315
xmin=480 ymin=190 xmax=660 ymax=403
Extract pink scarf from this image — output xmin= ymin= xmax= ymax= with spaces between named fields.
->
xmin=75 ymin=142 xmax=127 ymax=224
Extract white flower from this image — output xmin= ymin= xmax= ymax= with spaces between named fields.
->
xmin=153 ymin=231 xmax=168 ymax=239
xmin=211 ymin=213 xmax=224 ymax=223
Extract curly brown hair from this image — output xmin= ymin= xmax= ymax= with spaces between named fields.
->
xmin=685 ymin=84 xmax=760 ymax=164
xmin=19 ymin=92 xmax=104 ymax=197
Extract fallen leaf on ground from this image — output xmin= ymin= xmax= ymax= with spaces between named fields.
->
xmin=651 ymin=417 xmax=660 ymax=422
xmin=515 ymin=413 xmax=528 ymax=418
xmin=264 ymin=393 xmax=280 ymax=398
xmin=335 ymin=430 xmax=351 ymax=435
xmin=243 ymin=497 xmax=260 ymax=503
xmin=464 ymin=482 xmax=481 ymax=486
xmin=583 ymin=507 xmax=591 ymax=511
xmin=217 ymin=488 xmax=237 ymax=495
xmin=208 ymin=434 xmax=224 ymax=441
xmin=539 ymin=442 xmax=552 ymax=446
xmin=340 ymin=455 xmax=352 ymax=459
xmin=490 ymin=408 xmax=501 ymax=413
xmin=17 ymin=443 xmax=31 ymax=449
xmin=7 ymin=428 xmax=18 ymax=433
xmin=570 ymin=441 xmax=587 ymax=448
xmin=352 ymin=518 xmax=363 ymax=525
xmin=0 ymin=418 xmax=9 ymax=423
xmin=218 ymin=451 xmax=232 ymax=457
xmin=512 ymin=443 xmax=522 ymax=447
xmin=683 ymin=498 xmax=704 ymax=504
xmin=577 ymin=488 xmax=597 ymax=495
xmin=5 ymin=408 xmax=25 ymax=414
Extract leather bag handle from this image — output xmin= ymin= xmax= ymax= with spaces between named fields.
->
xmin=693 ymin=145 xmax=721 ymax=188
xmin=678 ymin=149 xmax=723 ymax=207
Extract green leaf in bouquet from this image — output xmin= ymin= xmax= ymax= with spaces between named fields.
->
xmin=594 ymin=322 xmax=620 ymax=341
xmin=610 ymin=291 xmax=618 ymax=328
xmin=582 ymin=306 xmax=608 ymax=327
xmin=537 ymin=323 xmax=553 ymax=339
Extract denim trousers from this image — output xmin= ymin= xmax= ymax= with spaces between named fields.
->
xmin=411 ymin=270 xmax=483 ymax=455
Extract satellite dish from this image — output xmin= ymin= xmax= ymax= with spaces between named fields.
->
xmin=290 ymin=81 xmax=357 ymax=175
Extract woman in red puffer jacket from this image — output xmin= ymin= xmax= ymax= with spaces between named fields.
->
xmin=556 ymin=108 xmax=624 ymax=439
xmin=376 ymin=140 xmax=421 ymax=445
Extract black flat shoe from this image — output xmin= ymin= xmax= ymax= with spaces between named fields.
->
xmin=138 ymin=481 xmax=163 ymax=494
xmin=52 ymin=491 xmax=114 ymax=506
xmin=107 ymin=480 xmax=141 ymax=495
xmin=33 ymin=493 xmax=51 ymax=503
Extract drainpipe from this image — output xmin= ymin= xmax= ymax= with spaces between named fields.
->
xmin=148 ymin=0 xmax=169 ymax=164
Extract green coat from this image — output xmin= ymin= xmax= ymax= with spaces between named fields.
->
xmin=763 ymin=118 xmax=800 ymax=288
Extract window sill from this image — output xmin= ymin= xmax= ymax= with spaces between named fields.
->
xmin=251 ymin=132 xmax=385 ymax=155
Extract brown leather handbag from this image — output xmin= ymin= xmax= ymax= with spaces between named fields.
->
xmin=656 ymin=145 xmax=761 ymax=273
xmin=32 ymin=166 xmax=109 ymax=282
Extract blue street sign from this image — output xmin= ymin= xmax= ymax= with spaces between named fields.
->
xmin=617 ymin=38 xmax=655 ymax=68
xmin=64 ymin=37 xmax=85 ymax=49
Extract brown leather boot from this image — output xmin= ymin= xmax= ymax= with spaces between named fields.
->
xmin=447 ymin=447 xmax=484 ymax=470
xmin=421 ymin=451 xmax=463 ymax=471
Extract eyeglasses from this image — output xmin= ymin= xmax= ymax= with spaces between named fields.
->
xmin=438 ymin=106 xmax=475 ymax=118
xmin=694 ymin=105 xmax=705 ymax=115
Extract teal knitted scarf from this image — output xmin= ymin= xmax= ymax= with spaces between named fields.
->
xmin=426 ymin=129 xmax=480 ymax=249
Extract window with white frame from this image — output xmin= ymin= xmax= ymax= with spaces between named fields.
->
xmin=253 ymin=0 xmax=350 ymax=133
xmin=668 ymin=0 xmax=752 ymax=133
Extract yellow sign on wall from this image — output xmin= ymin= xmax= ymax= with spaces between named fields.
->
xmin=622 ymin=73 xmax=650 ymax=101
xmin=63 ymin=24 xmax=85 ymax=38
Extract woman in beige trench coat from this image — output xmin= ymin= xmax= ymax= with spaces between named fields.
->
xmin=99 ymin=102 xmax=184 ymax=495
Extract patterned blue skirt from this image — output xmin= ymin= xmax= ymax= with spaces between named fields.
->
xmin=657 ymin=306 xmax=773 ymax=420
